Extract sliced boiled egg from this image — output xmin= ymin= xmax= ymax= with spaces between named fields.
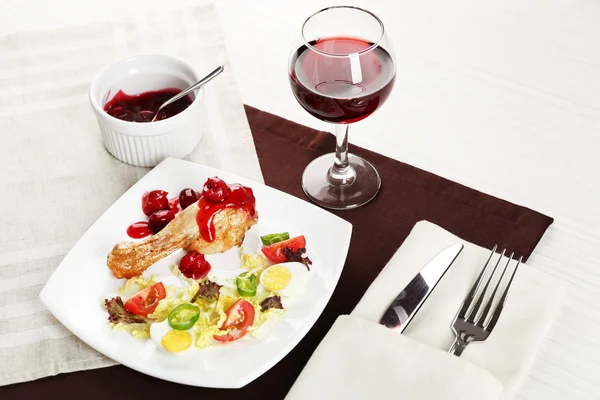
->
xmin=150 ymin=320 xmax=195 ymax=354
xmin=259 ymin=262 xmax=308 ymax=297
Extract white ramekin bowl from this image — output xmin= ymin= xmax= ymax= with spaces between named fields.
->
xmin=89 ymin=54 xmax=205 ymax=167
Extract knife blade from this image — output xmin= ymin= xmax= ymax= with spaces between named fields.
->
xmin=379 ymin=243 xmax=463 ymax=333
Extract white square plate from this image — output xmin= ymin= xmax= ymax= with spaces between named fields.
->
xmin=39 ymin=157 xmax=352 ymax=388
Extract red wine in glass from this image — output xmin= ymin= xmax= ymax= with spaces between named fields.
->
xmin=289 ymin=37 xmax=396 ymax=124
xmin=289 ymin=6 xmax=396 ymax=210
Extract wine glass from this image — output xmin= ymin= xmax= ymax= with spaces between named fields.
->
xmin=288 ymin=6 xmax=396 ymax=210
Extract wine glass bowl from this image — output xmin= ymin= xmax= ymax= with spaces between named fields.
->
xmin=288 ymin=6 xmax=396 ymax=210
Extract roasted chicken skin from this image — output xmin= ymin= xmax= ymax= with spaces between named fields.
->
xmin=107 ymin=202 xmax=257 ymax=279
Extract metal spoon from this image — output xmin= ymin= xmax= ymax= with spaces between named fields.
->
xmin=151 ymin=65 xmax=224 ymax=122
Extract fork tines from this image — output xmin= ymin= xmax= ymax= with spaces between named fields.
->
xmin=461 ymin=245 xmax=522 ymax=331
xmin=449 ymin=246 xmax=522 ymax=356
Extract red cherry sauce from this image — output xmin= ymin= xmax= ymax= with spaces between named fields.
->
xmin=168 ymin=197 xmax=180 ymax=214
xmin=179 ymin=252 xmax=211 ymax=279
xmin=104 ymin=88 xmax=193 ymax=122
xmin=196 ymin=184 xmax=257 ymax=242
xmin=127 ymin=221 xmax=152 ymax=239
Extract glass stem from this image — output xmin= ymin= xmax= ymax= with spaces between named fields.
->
xmin=328 ymin=124 xmax=356 ymax=186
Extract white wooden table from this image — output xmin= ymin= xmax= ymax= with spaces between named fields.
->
xmin=3 ymin=0 xmax=599 ymax=398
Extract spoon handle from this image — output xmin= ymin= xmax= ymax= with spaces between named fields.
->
xmin=154 ymin=65 xmax=224 ymax=118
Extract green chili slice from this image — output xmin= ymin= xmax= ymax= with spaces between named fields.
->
xmin=167 ymin=304 xmax=200 ymax=330
xmin=260 ymin=232 xmax=290 ymax=246
xmin=236 ymin=272 xmax=258 ymax=297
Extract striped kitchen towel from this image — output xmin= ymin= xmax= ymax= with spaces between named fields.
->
xmin=0 ymin=2 xmax=262 ymax=385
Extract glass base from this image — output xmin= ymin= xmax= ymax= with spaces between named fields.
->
xmin=301 ymin=153 xmax=381 ymax=210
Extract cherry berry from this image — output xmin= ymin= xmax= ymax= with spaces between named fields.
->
xmin=148 ymin=209 xmax=175 ymax=234
xmin=202 ymin=177 xmax=230 ymax=202
xmin=142 ymin=190 xmax=169 ymax=216
xmin=179 ymin=251 xmax=211 ymax=279
xmin=179 ymin=188 xmax=200 ymax=209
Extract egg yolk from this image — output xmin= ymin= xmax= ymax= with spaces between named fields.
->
xmin=161 ymin=330 xmax=193 ymax=352
xmin=262 ymin=266 xmax=292 ymax=292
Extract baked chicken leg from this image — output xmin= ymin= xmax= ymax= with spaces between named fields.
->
xmin=107 ymin=201 xmax=257 ymax=279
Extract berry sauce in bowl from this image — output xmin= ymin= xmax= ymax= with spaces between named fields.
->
xmin=89 ymin=54 xmax=205 ymax=167
xmin=104 ymin=88 xmax=194 ymax=123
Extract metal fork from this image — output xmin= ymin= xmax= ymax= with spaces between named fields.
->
xmin=448 ymin=245 xmax=522 ymax=356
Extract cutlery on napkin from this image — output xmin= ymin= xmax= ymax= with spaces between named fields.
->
xmin=285 ymin=221 xmax=564 ymax=400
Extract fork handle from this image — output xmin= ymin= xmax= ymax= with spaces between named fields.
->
xmin=448 ymin=338 xmax=468 ymax=356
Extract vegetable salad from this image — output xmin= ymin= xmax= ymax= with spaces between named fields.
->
xmin=104 ymin=233 xmax=311 ymax=354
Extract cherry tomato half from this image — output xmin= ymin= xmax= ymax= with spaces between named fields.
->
xmin=261 ymin=236 xmax=306 ymax=263
xmin=213 ymin=299 xmax=255 ymax=342
xmin=124 ymin=282 xmax=166 ymax=317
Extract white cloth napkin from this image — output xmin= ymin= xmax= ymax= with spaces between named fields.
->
xmin=285 ymin=221 xmax=564 ymax=400
xmin=0 ymin=3 xmax=262 ymax=386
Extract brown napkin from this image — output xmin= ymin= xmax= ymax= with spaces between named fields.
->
xmin=0 ymin=106 xmax=553 ymax=399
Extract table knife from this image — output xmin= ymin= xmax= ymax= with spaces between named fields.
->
xmin=379 ymin=243 xmax=463 ymax=333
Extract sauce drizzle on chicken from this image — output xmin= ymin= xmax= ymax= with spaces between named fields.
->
xmin=196 ymin=184 xmax=257 ymax=242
